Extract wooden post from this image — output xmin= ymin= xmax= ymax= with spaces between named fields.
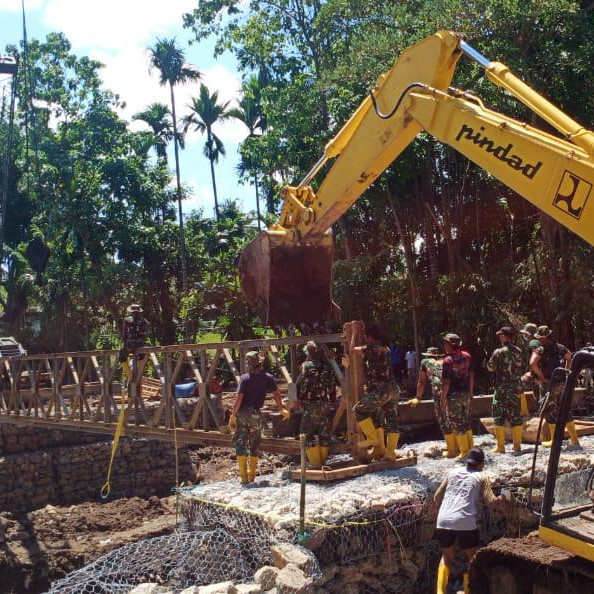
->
xmin=343 ymin=321 xmax=366 ymax=456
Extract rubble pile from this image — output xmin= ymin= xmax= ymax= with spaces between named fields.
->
xmin=177 ymin=433 xmax=594 ymax=592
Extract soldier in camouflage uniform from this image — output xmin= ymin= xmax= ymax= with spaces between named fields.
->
xmin=230 ymin=351 xmax=290 ymax=483
xmin=442 ymin=333 xmax=474 ymax=461
xmin=297 ymin=340 xmax=337 ymax=467
xmin=119 ymin=304 xmax=148 ymax=379
xmin=351 ymin=324 xmax=399 ymax=460
xmin=487 ymin=326 xmax=524 ymax=454
xmin=411 ymin=347 xmax=458 ymax=457
xmin=519 ymin=322 xmax=540 ymax=415
xmin=530 ymin=326 xmax=579 ymax=448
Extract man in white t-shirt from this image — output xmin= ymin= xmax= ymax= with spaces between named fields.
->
xmin=405 ymin=348 xmax=417 ymax=381
xmin=433 ymin=447 xmax=506 ymax=593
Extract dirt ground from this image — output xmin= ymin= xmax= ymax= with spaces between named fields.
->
xmin=0 ymin=446 xmax=290 ymax=593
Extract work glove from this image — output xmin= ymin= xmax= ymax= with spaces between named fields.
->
xmin=229 ymin=414 xmax=237 ymax=432
xmin=280 ymin=408 xmax=291 ymax=421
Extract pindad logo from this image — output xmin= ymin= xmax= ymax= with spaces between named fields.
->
xmin=455 ymin=124 xmax=542 ymax=179
xmin=553 ymin=170 xmax=591 ymax=220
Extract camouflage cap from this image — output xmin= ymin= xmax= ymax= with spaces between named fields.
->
xmin=245 ymin=351 xmax=263 ymax=370
xmin=421 ymin=347 xmax=443 ymax=357
xmin=520 ymin=323 xmax=538 ymax=336
xmin=535 ymin=325 xmax=553 ymax=339
xmin=303 ymin=340 xmax=319 ymax=354
xmin=126 ymin=303 xmax=143 ymax=314
xmin=443 ymin=333 xmax=462 ymax=346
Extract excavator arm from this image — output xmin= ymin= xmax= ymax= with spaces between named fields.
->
xmin=239 ymin=31 xmax=594 ymax=325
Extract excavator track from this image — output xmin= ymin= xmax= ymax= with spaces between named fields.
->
xmin=470 ymin=533 xmax=594 ymax=593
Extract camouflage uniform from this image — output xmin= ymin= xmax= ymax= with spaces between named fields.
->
xmin=232 ymin=407 xmax=265 ymax=456
xmin=420 ymin=357 xmax=450 ymax=434
xmin=119 ymin=314 xmax=148 ymax=362
xmin=487 ymin=343 xmax=523 ymax=427
xmin=442 ymin=350 xmax=472 ymax=434
xmin=534 ymin=342 xmax=571 ymax=424
xmin=353 ymin=345 xmax=398 ymax=432
xmin=521 ymin=337 xmax=541 ymax=397
xmin=297 ymin=359 xmax=336 ymax=448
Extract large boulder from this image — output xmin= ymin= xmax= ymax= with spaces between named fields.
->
xmin=271 ymin=543 xmax=315 ymax=573
xmin=254 ymin=566 xmax=280 ymax=591
xmin=276 ymin=563 xmax=314 ymax=594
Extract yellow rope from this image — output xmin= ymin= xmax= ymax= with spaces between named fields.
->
xmin=101 ymin=367 xmax=128 ymax=499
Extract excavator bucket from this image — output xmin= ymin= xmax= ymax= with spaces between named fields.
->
xmin=239 ymin=231 xmax=336 ymax=326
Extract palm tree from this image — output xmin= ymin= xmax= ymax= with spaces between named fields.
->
xmin=183 ymin=83 xmax=232 ymax=221
xmin=147 ymin=37 xmax=200 ymax=293
xmin=229 ymin=76 xmax=266 ymax=229
xmin=132 ymin=102 xmax=177 ymax=163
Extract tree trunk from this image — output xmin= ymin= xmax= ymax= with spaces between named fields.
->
xmin=208 ymin=133 xmax=220 ymax=221
xmin=169 ymin=83 xmax=188 ymax=295
xmin=386 ymin=188 xmax=420 ymax=362
xmin=254 ymin=173 xmax=261 ymax=230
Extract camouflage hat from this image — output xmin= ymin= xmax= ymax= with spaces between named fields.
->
xmin=535 ymin=325 xmax=553 ymax=339
xmin=422 ymin=347 xmax=443 ymax=357
xmin=245 ymin=351 xmax=263 ymax=370
xmin=520 ymin=323 xmax=538 ymax=336
xmin=126 ymin=303 xmax=143 ymax=314
xmin=496 ymin=326 xmax=515 ymax=337
xmin=303 ymin=340 xmax=319 ymax=354
xmin=443 ymin=333 xmax=462 ymax=346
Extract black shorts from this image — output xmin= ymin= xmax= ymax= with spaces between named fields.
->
xmin=435 ymin=528 xmax=480 ymax=550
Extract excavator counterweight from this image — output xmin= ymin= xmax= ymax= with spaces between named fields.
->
xmin=239 ymin=230 xmax=335 ymax=325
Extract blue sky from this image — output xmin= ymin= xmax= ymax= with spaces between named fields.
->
xmin=0 ymin=0 xmax=255 ymax=219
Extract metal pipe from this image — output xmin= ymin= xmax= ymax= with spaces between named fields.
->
xmin=299 ymin=433 xmax=307 ymax=536
xmin=459 ymin=40 xmax=491 ymax=68
xmin=298 ymin=154 xmax=327 ymax=188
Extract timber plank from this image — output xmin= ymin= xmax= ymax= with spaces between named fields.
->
xmin=289 ymin=455 xmax=417 ymax=482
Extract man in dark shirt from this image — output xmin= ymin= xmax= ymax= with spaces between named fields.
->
xmin=442 ymin=333 xmax=474 ymax=460
xmin=230 ymin=351 xmax=290 ymax=483
xmin=529 ymin=326 xmax=579 ymax=448
xmin=119 ymin=304 xmax=148 ymax=379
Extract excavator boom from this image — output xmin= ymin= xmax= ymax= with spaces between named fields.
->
xmin=239 ymin=31 xmax=594 ymax=326
xmin=239 ymin=31 xmax=464 ymax=325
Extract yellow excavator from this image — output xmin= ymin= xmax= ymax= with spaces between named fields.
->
xmin=239 ymin=30 xmax=594 ymax=584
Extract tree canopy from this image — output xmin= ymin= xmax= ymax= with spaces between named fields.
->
xmin=2 ymin=1 xmax=594 ymax=384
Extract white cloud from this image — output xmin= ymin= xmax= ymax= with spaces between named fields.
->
xmin=0 ymin=0 xmax=44 ymax=12
xmin=185 ymin=181 xmax=215 ymax=216
xmin=43 ymin=0 xmax=195 ymax=51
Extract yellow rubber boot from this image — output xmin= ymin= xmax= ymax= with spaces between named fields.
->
xmin=436 ymin=560 xmax=449 ymax=594
xmin=466 ymin=428 xmax=474 ymax=448
xmin=356 ymin=417 xmax=379 ymax=448
xmin=463 ymin=572 xmax=469 ymax=594
xmin=493 ymin=425 xmax=506 ymax=454
xmin=306 ymin=446 xmax=321 ymax=467
xmin=121 ymin=360 xmax=132 ymax=380
xmin=520 ymin=392 xmax=529 ymax=416
xmin=384 ymin=432 xmax=399 ymax=460
xmin=454 ymin=432 xmax=470 ymax=461
xmin=372 ymin=427 xmax=386 ymax=458
xmin=248 ymin=456 xmax=259 ymax=482
xmin=319 ymin=446 xmax=330 ymax=466
xmin=542 ymin=423 xmax=556 ymax=448
xmin=237 ymin=455 xmax=249 ymax=484
xmin=442 ymin=433 xmax=458 ymax=458
xmin=567 ymin=421 xmax=581 ymax=447
xmin=512 ymin=425 xmax=523 ymax=453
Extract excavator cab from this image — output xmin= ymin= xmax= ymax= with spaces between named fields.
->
xmin=239 ymin=229 xmax=336 ymax=326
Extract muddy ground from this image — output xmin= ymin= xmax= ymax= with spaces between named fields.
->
xmin=0 ymin=446 xmax=292 ymax=593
